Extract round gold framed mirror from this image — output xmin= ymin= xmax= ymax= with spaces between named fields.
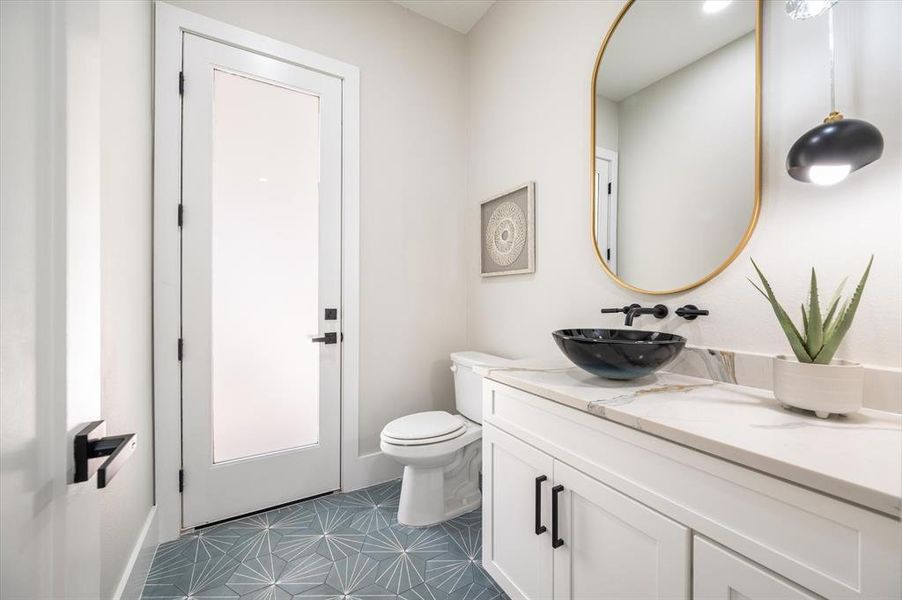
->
xmin=590 ymin=0 xmax=762 ymax=294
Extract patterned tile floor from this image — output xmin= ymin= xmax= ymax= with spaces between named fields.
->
xmin=142 ymin=479 xmax=508 ymax=600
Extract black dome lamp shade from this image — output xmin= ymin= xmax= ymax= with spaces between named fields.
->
xmin=787 ymin=113 xmax=884 ymax=185
xmin=784 ymin=1 xmax=884 ymax=185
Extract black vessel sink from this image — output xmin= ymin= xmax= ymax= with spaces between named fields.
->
xmin=552 ymin=329 xmax=686 ymax=381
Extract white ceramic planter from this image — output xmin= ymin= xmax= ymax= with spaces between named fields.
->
xmin=772 ymin=355 xmax=864 ymax=418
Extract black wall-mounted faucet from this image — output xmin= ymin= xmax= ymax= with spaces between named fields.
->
xmin=675 ymin=304 xmax=709 ymax=320
xmin=602 ymin=303 xmax=668 ymax=326
xmin=624 ymin=304 xmax=668 ymax=326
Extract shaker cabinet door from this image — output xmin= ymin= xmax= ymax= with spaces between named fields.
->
xmin=552 ymin=460 xmax=691 ymax=600
xmin=694 ymin=536 xmax=821 ymax=600
xmin=482 ymin=424 xmax=555 ymax=600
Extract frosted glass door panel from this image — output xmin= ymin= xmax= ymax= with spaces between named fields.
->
xmin=211 ymin=70 xmax=321 ymax=463
xmin=182 ymin=32 xmax=341 ymax=527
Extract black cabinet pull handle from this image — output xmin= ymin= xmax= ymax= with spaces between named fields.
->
xmin=535 ymin=475 xmax=547 ymax=535
xmin=551 ymin=484 xmax=565 ymax=548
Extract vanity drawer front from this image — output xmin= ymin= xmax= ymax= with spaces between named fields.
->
xmin=483 ymin=380 xmax=901 ymax=600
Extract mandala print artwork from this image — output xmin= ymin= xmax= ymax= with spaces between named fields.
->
xmin=480 ymin=182 xmax=534 ymax=277
xmin=485 ymin=201 xmax=527 ymax=267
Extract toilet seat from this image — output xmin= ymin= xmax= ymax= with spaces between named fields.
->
xmin=381 ymin=420 xmax=482 ymax=461
xmin=381 ymin=411 xmax=466 ymax=446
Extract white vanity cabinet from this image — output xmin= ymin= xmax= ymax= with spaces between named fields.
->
xmin=483 ymin=424 xmax=690 ymax=600
xmin=551 ymin=460 xmax=690 ymax=599
xmin=482 ymin=424 xmax=554 ymax=599
xmin=694 ymin=537 xmax=820 ymax=600
xmin=481 ymin=379 xmax=902 ymax=600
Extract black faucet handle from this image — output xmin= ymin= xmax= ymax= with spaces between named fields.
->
xmin=675 ymin=304 xmax=709 ymax=320
xmin=651 ymin=304 xmax=669 ymax=319
xmin=601 ymin=304 xmax=639 ymax=314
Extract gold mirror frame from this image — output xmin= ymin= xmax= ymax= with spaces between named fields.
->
xmin=590 ymin=0 xmax=763 ymax=295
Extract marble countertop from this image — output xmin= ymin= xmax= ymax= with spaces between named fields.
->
xmin=479 ymin=360 xmax=902 ymax=518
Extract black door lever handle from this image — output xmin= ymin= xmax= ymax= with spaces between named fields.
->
xmin=310 ymin=332 xmax=339 ymax=344
xmin=73 ymin=420 xmax=137 ymax=488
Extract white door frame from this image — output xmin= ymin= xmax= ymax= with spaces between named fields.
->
xmin=153 ymin=2 xmax=365 ymax=543
xmin=595 ymin=146 xmax=619 ymax=273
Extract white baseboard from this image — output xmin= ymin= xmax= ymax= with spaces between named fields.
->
xmin=115 ymin=506 xmax=158 ymax=600
xmin=342 ymin=450 xmax=402 ymax=493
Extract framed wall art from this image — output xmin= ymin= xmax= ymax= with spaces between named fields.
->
xmin=480 ymin=182 xmax=535 ymax=277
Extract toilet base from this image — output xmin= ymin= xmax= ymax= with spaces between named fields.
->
xmin=397 ymin=441 xmax=481 ymax=527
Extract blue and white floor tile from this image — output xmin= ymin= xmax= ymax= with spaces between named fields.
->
xmin=142 ymin=480 xmax=508 ymax=600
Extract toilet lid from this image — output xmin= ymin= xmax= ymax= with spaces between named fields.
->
xmin=382 ymin=411 xmax=465 ymax=442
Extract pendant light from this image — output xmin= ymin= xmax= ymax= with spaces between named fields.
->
xmin=785 ymin=1 xmax=884 ymax=185
xmin=785 ymin=0 xmax=838 ymax=20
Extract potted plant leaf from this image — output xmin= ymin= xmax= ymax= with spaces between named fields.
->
xmin=749 ymin=256 xmax=873 ymax=418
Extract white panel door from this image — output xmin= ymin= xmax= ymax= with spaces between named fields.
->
xmin=594 ymin=147 xmax=618 ymax=272
xmin=482 ymin=424 xmax=555 ymax=600
xmin=181 ymin=33 xmax=342 ymax=527
xmin=694 ymin=537 xmax=821 ymax=600
xmin=2 ymin=2 xmax=106 ymax=596
xmin=552 ymin=460 xmax=690 ymax=600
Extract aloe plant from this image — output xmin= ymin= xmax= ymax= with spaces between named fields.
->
xmin=748 ymin=256 xmax=873 ymax=364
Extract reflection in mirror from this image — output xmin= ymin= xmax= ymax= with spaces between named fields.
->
xmin=593 ymin=0 xmax=760 ymax=293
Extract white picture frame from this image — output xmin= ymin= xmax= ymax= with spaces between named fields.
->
xmin=480 ymin=181 xmax=535 ymax=277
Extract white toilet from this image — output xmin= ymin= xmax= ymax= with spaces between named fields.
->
xmin=380 ymin=351 xmax=509 ymax=527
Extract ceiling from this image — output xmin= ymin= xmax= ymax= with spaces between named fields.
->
xmin=393 ymin=0 xmax=496 ymax=34
xmin=596 ymin=0 xmax=756 ymax=102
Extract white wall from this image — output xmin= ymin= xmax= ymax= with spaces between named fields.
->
xmin=616 ymin=33 xmax=755 ymax=290
xmin=467 ymin=0 xmax=901 ymax=371
xmin=165 ymin=0 xmax=469 ymax=457
xmin=99 ymin=1 xmax=155 ymax=597
xmin=594 ymin=94 xmax=619 ymax=151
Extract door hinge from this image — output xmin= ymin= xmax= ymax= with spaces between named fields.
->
xmin=177 ymin=204 xmax=184 ymax=227
xmin=177 ymin=338 xmax=183 ymax=361
xmin=606 ymin=248 xmax=611 ymax=261
xmin=178 ymin=469 xmax=184 ymax=492
xmin=607 ymin=181 xmax=612 ymax=195
xmin=179 ymin=71 xmax=184 ymax=96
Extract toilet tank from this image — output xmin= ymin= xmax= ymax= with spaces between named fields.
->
xmin=450 ymin=351 xmax=511 ymax=423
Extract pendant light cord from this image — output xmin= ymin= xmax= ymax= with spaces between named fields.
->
xmin=828 ymin=7 xmax=836 ymax=114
